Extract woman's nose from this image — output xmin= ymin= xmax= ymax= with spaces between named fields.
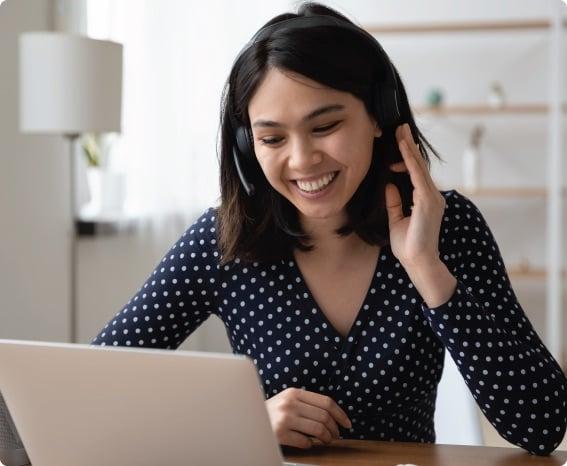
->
xmin=287 ymin=137 xmax=323 ymax=171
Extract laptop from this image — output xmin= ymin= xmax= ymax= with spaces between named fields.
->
xmin=0 ymin=339 xmax=316 ymax=466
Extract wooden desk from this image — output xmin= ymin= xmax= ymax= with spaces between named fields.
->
xmin=284 ymin=440 xmax=567 ymax=466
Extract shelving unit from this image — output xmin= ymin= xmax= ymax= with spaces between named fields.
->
xmin=364 ymin=19 xmax=566 ymax=34
xmin=459 ymin=186 xmax=566 ymax=281
xmin=451 ymin=186 xmax=567 ymax=198
xmin=413 ymin=103 xmax=567 ymax=115
xmin=507 ymin=265 xmax=566 ymax=280
xmin=75 ymin=215 xmax=140 ymax=237
xmin=363 ymin=13 xmax=565 ymax=363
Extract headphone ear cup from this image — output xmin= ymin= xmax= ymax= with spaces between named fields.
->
xmin=235 ymin=126 xmax=255 ymax=161
xmin=374 ymin=83 xmax=400 ymax=130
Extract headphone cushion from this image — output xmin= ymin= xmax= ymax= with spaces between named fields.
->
xmin=235 ymin=126 xmax=255 ymax=160
xmin=374 ymin=83 xmax=399 ymax=130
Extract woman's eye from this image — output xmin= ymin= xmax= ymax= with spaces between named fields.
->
xmin=313 ymin=121 xmax=340 ymax=133
xmin=258 ymin=121 xmax=341 ymax=146
xmin=259 ymin=136 xmax=283 ymax=146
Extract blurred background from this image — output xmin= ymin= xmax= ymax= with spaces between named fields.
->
xmin=1 ymin=0 xmax=566 ymax=451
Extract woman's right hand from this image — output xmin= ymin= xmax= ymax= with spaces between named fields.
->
xmin=265 ymin=387 xmax=352 ymax=449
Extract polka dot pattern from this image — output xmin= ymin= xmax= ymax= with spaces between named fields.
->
xmin=92 ymin=190 xmax=567 ymax=455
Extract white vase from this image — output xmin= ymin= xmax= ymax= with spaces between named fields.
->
xmin=81 ymin=168 xmax=126 ymax=218
xmin=101 ymin=172 xmax=126 ymax=214
xmin=84 ymin=167 xmax=102 ymax=217
xmin=462 ymin=146 xmax=480 ymax=191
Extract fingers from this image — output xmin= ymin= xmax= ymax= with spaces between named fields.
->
xmin=266 ymin=388 xmax=352 ymax=449
xmin=399 ymin=139 xmax=430 ymax=192
xmin=291 ymin=417 xmax=335 ymax=444
xmin=385 ymin=183 xmax=404 ymax=224
xmin=297 ymin=390 xmax=352 ymax=430
xmin=396 ymin=124 xmax=423 ymax=168
xmin=298 ymin=403 xmax=341 ymax=439
xmin=279 ymin=430 xmax=313 ymax=450
xmin=389 ymin=161 xmax=407 ymax=172
xmin=395 ymin=123 xmax=435 ymax=192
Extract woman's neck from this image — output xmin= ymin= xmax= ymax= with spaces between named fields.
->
xmin=296 ymin=213 xmax=376 ymax=266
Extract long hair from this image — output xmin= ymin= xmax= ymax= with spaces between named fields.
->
xmin=217 ymin=2 xmax=443 ymax=264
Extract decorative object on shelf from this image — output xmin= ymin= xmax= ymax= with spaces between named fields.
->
xmin=517 ymin=257 xmax=532 ymax=274
xmin=461 ymin=124 xmax=484 ymax=191
xmin=488 ymin=81 xmax=506 ymax=108
xmin=425 ymin=87 xmax=444 ymax=109
xmin=81 ymin=133 xmax=103 ymax=216
xmin=80 ymin=133 xmax=126 ymax=218
xmin=19 ymin=32 xmax=123 ymax=343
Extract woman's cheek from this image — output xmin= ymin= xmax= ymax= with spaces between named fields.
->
xmin=256 ymin=155 xmax=284 ymax=190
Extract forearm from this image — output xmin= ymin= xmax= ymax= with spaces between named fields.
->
xmin=403 ymin=258 xmax=457 ymax=309
xmin=421 ymin=280 xmax=567 ymax=455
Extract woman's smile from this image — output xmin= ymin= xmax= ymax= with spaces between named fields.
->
xmin=291 ymin=170 xmax=340 ymax=198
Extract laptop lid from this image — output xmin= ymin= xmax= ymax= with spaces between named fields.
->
xmin=0 ymin=339 xmax=285 ymax=466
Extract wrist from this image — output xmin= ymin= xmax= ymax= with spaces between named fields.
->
xmin=403 ymin=259 xmax=457 ymax=309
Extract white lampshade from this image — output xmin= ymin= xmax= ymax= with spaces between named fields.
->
xmin=19 ymin=32 xmax=122 ymax=134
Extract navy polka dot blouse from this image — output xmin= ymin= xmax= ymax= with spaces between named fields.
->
xmin=92 ymin=189 xmax=567 ymax=455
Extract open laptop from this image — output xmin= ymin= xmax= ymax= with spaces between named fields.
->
xmin=0 ymin=339 xmax=316 ymax=466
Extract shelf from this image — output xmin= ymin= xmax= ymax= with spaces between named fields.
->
xmin=75 ymin=213 xmax=141 ymax=237
xmin=412 ymin=103 xmax=567 ymax=116
xmin=451 ymin=187 xmax=567 ymax=199
xmin=508 ymin=265 xmax=566 ymax=280
xmin=364 ymin=19 xmax=567 ymax=35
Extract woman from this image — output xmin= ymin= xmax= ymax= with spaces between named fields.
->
xmin=92 ymin=2 xmax=567 ymax=455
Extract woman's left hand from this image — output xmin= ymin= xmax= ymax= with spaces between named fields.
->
xmin=385 ymin=123 xmax=446 ymax=270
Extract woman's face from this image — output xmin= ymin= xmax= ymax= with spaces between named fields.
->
xmin=248 ymin=67 xmax=381 ymax=225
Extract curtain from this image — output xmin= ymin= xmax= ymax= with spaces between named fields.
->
xmin=85 ymin=0 xmax=291 ymax=236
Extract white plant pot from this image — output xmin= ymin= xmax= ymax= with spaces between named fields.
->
xmin=84 ymin=167 xmax=102 ymax=216
xmin=82 ymin=168 xmax=126 ymax=218
xmin=101 ymin=172 xmax=126 ymax=214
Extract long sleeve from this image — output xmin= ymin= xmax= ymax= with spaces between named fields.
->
xmin=421 ymin=190 xmax=567 ymax=455
xmin=91 ymin=208 xmax=220 ymax=350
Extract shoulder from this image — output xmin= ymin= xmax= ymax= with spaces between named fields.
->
xmin=170 ymin=207 xmax=219 ymax=255
xmin=186 ymin=207 xmax=218 ymax=235
xmin=438 ymin=189 xmax=498 ymax=260
xmin=439 ymin=189 xmax=485 ymax=229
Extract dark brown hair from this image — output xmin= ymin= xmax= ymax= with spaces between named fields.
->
xmin=217 ymin=2 xmax=443 ymax=264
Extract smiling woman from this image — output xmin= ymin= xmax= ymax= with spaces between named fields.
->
xmin=92 ymin=1 xmax=567 ymax=457
xmin=217 ymin=6 xmax=442 ymax=263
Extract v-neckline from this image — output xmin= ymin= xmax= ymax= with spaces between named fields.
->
xmin=290 ymin=244 xmax=389 ymax=350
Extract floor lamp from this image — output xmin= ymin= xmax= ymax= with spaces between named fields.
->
xmin=19 ymin=32 xmax=123 ymax=343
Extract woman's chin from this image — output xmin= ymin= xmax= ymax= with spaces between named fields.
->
xmin=296 ymin=205 xmax=348 ymax=225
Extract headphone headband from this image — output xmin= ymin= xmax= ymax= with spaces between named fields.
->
xmin=231 ymin=14 xmax=402 ymax=197
xmin=251 ymin=15 xmax=366 ymax=43
xmin=241 ymin=14 xmax=400 ymax=125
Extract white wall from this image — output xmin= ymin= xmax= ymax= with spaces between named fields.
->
xmin=0 ymin=0 xmax=71 ymax=342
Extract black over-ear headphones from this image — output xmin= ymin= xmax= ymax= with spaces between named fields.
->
xmin=232 ymin=14 xmax=401 ymax=197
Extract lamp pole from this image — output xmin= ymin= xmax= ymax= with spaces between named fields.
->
xmin=67 ymin=134 xmax=80 ymax=343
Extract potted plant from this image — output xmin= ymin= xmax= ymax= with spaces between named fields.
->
xmin=80 ymin=133 xmax=125 ymax=218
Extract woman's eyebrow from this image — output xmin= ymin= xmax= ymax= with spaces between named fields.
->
xmin=252 ymin=104 xmax=345 ymax=128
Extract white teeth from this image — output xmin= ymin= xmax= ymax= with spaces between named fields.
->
xmin=296 ymin=172 xmax=336 ymax=192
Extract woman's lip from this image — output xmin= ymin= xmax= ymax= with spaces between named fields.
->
xmin=291 ymin=170 xmax=339 ymax=182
